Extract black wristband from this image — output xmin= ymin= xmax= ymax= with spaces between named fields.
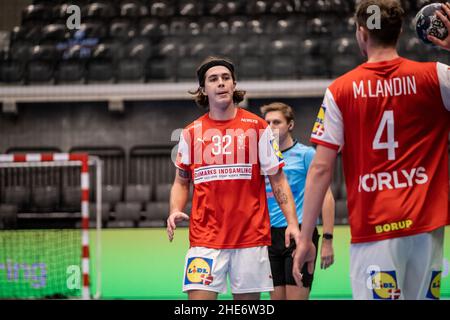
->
xmin=323 ymin=233 xmax=333 ymax=240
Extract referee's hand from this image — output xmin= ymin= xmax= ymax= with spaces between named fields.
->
xmin=320 ymin=239 xmax=335 ymax=269
xmin=167 ymin=211 xmax=189 ymax=242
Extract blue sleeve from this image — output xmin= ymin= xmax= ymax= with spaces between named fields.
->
xmin=304 ymin=147 xmax=316 ymax=171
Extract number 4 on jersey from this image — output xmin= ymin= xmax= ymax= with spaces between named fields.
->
xmin=373 ymin=110 xmax=398 ymax=161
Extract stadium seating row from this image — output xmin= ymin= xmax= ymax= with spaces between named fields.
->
xmin=0 ymin=53 xmax=364 ymax=84
xmin=25 ymin=0 xmax=438 ymax=19
xmin=0 ymin=183 xmax=175 ymax=210
xmin=0 ymin=199 xmax=190 ymax=229
xmin=25 ymin=0 xmax=356 ymax=22
xmin=9 ymin=35 xmax=359 ymax=59
xmin=2 ymin=0 xmax=447 ymax=83
xmin=12 ymin=16 xmax=358 ymax=42
xmin=4 ymin=35 xmax=448 ymax=84
xmin=0 ymin=182 xmax=348 ymax=228
xmin=0 ymin=144 xmax=350 ymax=227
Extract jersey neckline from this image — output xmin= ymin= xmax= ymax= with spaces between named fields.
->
xmin=281 ymin=139 xmax=298 ymax=153
xmin=360 ymin=56 xmax=405 ymax=69
xmin=206 ymin=106 xmax=241 ymax=123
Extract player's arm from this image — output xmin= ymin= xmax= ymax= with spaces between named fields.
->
xmin=320 ymin=187 xmax=335 ymax=269
xmin=293 ymin=145 xmax=337 ymax=284
xmin=428 ymin=2 xmax=450 ymax=51
xmin=267 ymin=170 xmax=300 ymax=247
xmin=167 ymin=168 xmax=190 ymax=242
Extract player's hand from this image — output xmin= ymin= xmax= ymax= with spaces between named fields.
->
xmin=320 ymin=239 xmax=334 ymax=269
xmin=428 ymin=2 xmax=450 ymax=51
xmin=285 ymin=223 xmax=301 ymax=248
xmin=167 ymin=211 xmax=189 ymax=242
xmin=292 ymin=238 xmax=316 ymax=287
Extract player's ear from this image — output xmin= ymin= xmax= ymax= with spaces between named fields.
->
xmin=288 ymin=120 xmax=294 ymax=131
xmin=200 ymin=86 xmax=206 ymax=94
xmin=360 ymin=26 xmax=369 ymax=42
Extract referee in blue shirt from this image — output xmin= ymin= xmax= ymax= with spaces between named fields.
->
xmin=261 ymin=102 xmax=335 ymax=300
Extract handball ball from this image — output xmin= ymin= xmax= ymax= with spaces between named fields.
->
xmin=415 ymin=3 xmax=449 ymax=45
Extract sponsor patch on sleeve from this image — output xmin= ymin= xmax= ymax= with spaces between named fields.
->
xmin=312 ymin=104 xmax=326 ymax=137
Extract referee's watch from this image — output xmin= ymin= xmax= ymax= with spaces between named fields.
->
xmin=323 ymin=233 xmax=333 ymax=240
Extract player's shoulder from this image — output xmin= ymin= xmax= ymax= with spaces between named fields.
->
xmin=184 ymin=113 xmax=208 ymax=131
xmin=238 ymin=108 xmax=267 ymax=127
xmin=288 ymin=143 xmax=315 ymax=168
xmin=298 ymin=143 xmax=315 ymax=156
xmin=239 ymin=107 xmax=264 ymax=121
xmin=328 ymin=57 xmax=439 ymax=95
xmin=289 ymin=142 xmax=315 ymax=157
xmin=292 ymin=141 xmax=311 ymax=150
xmin=326 ymin=63 xmax=367 ymax=97
xmin=330 ymin=63 xmax=366 ymax=86
xmin=399 ymin=57 xmax=438 ymax=73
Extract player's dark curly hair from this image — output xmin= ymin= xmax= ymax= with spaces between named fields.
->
xmin=355 ymin=0 xmax=405 ymax=46
xmin=189 ymin=56 xmax=246 ymax=110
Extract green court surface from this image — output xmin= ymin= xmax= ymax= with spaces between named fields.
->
xmin=95 ymin=226 xmax=450 ymax=300
xmin=1 ymin=226 xmax=448 ymax=299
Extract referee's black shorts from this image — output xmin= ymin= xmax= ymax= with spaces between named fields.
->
xmin=268 ymin=225 xmax=320 ymax=288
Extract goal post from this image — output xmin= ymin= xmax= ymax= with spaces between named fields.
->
xmin=0 ymin=153 xmax=102 ymax=299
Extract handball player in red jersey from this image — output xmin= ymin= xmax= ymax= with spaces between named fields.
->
xmin=167 ymin=56 xmax=301 ymax=300
xmin=293 ymin=0 xmax=450 ymax=300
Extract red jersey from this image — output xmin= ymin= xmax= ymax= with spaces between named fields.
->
xmin=311 ymin=57 xmax=450 ymax=243
xmin=176 ymin=108 xmax=284 ymax=249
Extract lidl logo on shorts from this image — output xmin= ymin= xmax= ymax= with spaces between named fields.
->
xmin=312 ymin=105 xmax=326 ymax=137
xmin=426 ymin=271 xmax=441 ymax=300
xmin=371 ymin=270 xmax=401 ymax=300
xmin=184 ymin=257 xmax=214 ymax=286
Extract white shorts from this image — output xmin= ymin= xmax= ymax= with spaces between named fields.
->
xmin=182 ymin=246 xmax=274 ymax=294
xmin=350 ymin=227 xmax=444 ymax=300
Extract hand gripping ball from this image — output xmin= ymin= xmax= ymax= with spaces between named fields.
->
xmin=415 ymin=3 xmax=449 ymax=45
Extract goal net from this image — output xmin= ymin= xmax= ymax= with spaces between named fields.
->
xmin=0 ymin=153 xmax=101 ymax=299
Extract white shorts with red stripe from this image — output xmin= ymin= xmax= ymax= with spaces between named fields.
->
xmin=350 ymin=227 xmax=444 ymax=300
xmin=182 ymin=246 xmax=273 ymax=294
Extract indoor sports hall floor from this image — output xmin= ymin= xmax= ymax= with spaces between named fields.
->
xmin=87 ymin=226 xmax=450 ymax=300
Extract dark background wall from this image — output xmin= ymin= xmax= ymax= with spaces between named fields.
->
xmin=0 ymin=0 xmax=31 ymax=32
xmin=0 ymin=98 xmax=322 ymax=153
